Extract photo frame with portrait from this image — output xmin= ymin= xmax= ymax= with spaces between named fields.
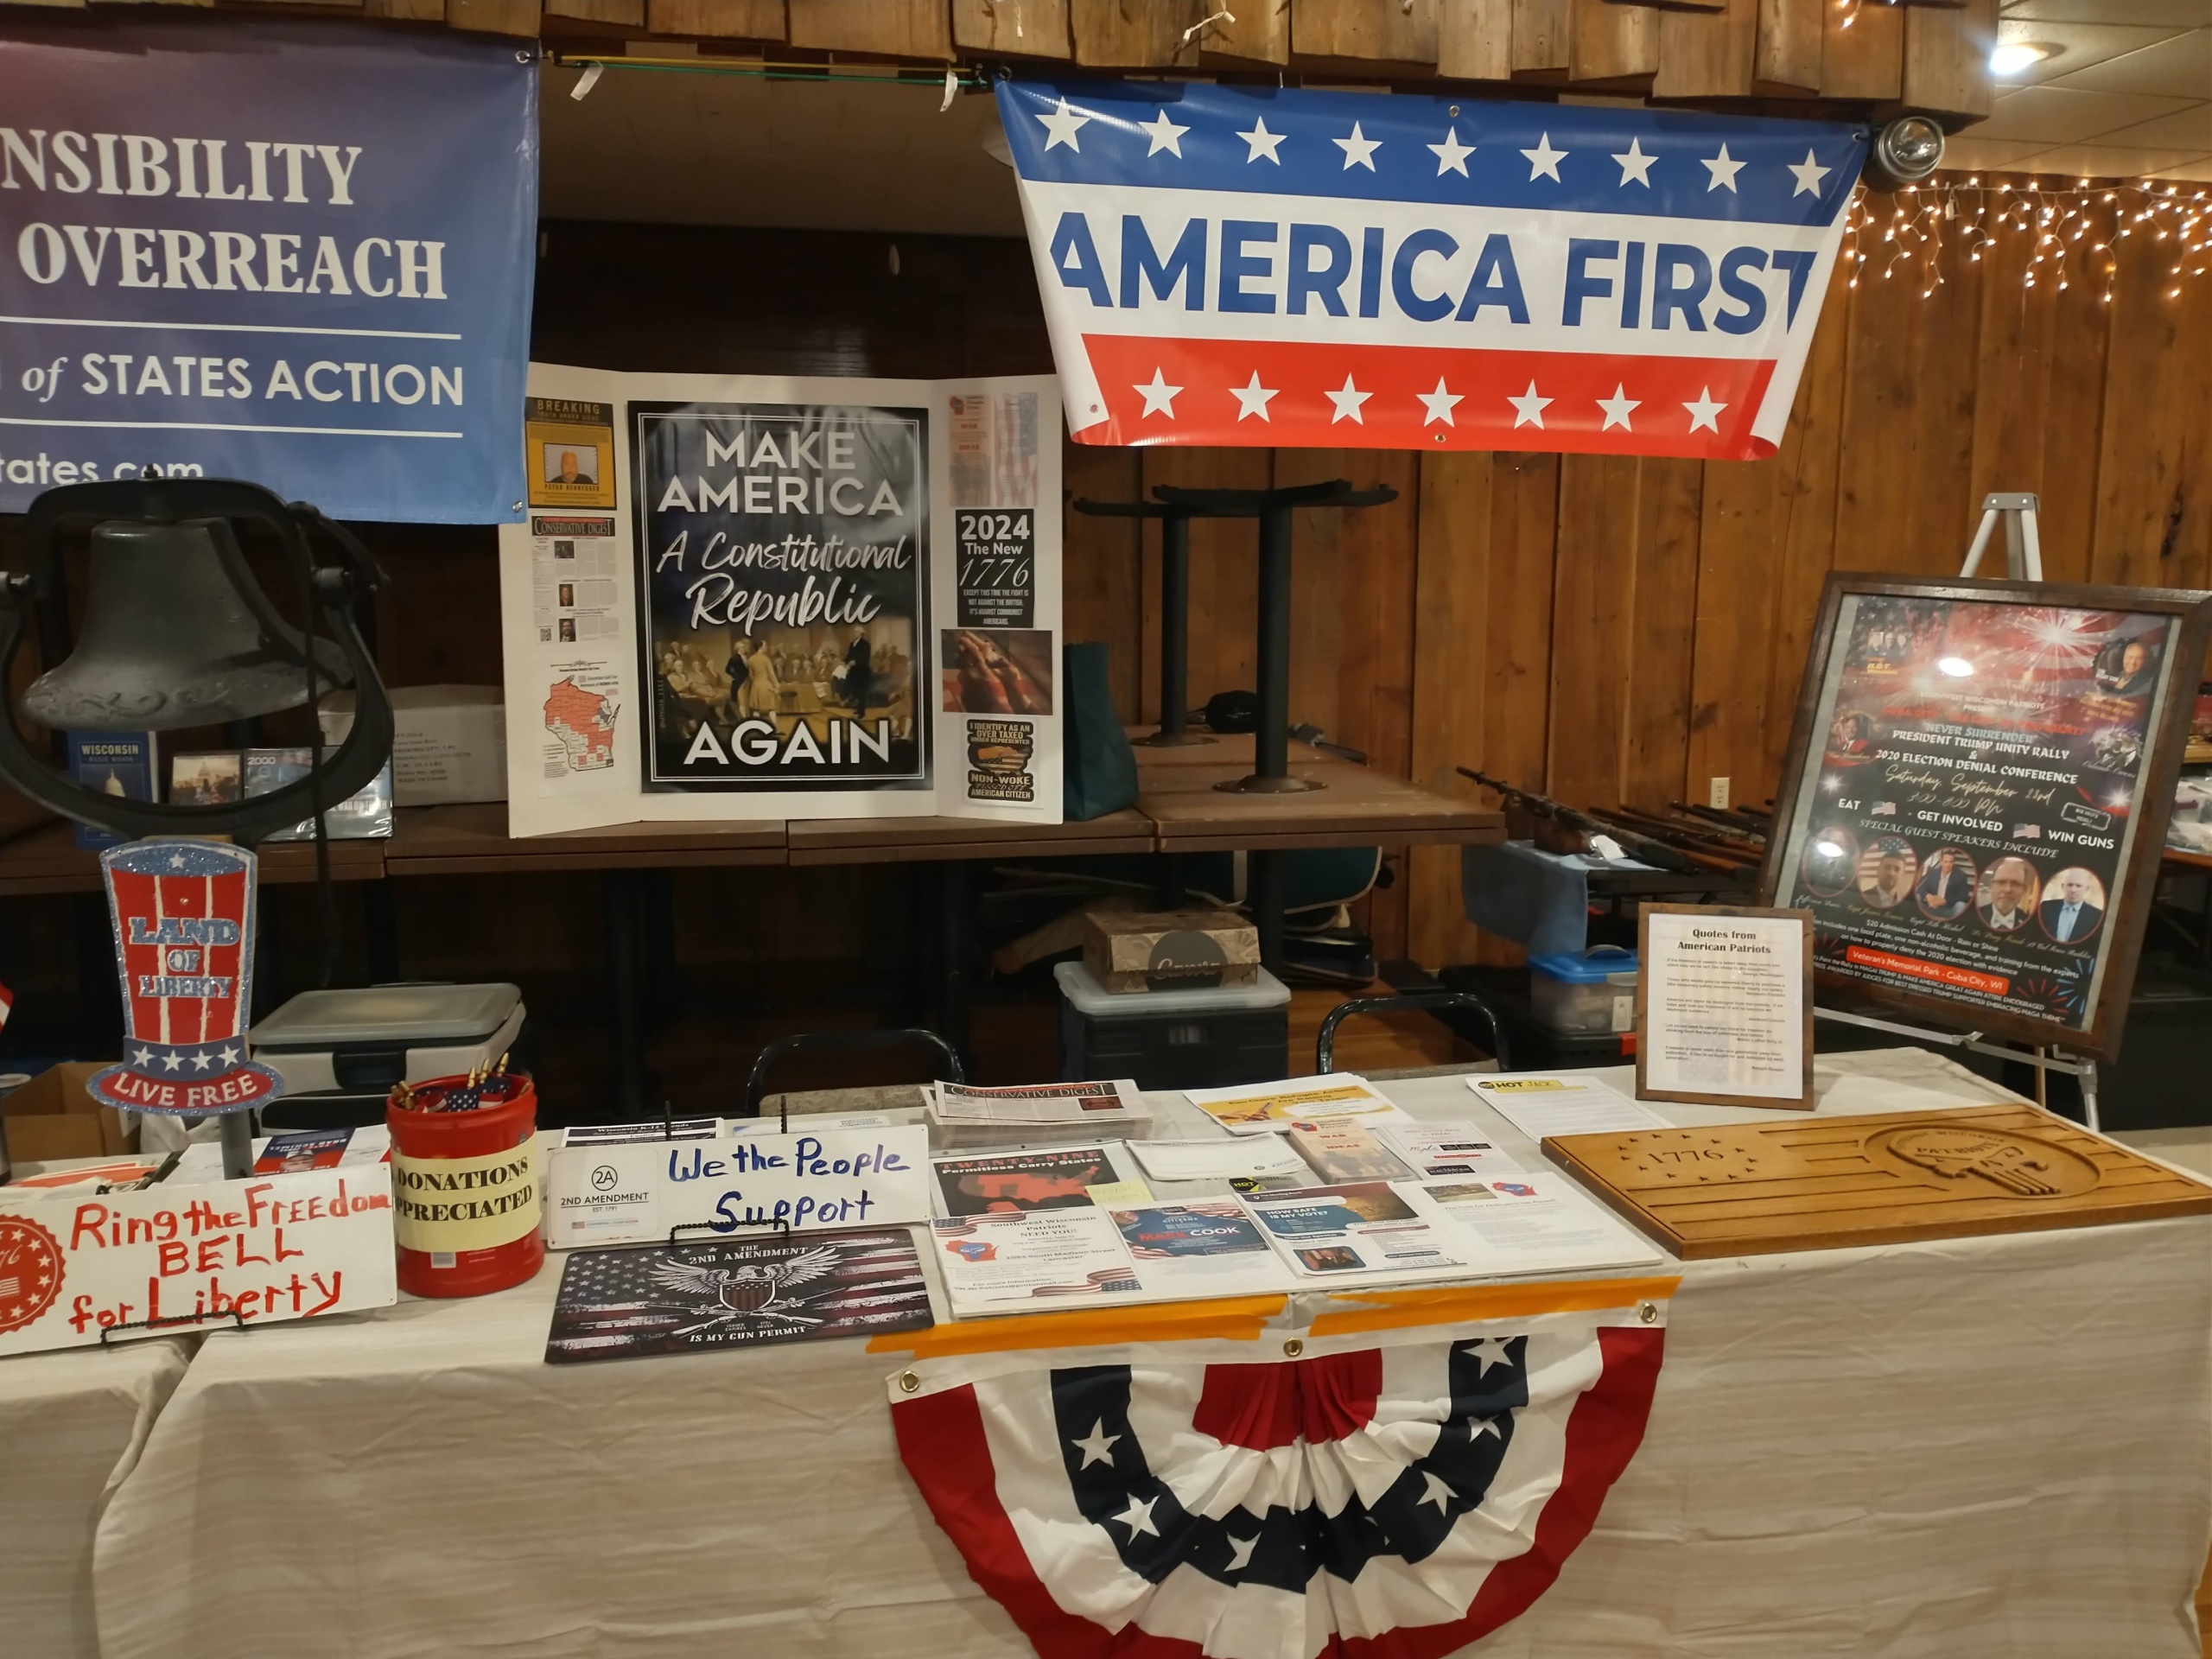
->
xmin=1759 ymin=574 xmax=2212 ymax=1059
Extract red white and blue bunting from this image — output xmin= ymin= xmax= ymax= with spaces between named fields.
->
xmin=888 ymin=1292 xmax=1667 ymax=1657
xmin=995 ymin=79 xmax=1866 ymax=461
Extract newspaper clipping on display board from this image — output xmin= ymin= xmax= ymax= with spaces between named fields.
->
xmin=497 ymin=365 xmax=1063 ymax=835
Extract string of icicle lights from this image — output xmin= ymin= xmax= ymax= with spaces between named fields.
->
xmin=1842 ymin=176 xmax=2210 ymax=303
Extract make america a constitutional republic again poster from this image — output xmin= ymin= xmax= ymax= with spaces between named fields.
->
xmin=996 ymin=79 xmax=1866 ymax=459
xmin=497 ymin=365 xmax=1063 ymax=836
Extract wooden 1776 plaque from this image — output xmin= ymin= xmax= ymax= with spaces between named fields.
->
xmin=1542 ymin=1105 xmax=2212 ymax=1259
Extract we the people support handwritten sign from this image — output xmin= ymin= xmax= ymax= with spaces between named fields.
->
xmin=0 ymin=1166 xmax=397 ymax=1357
xmin=543 ymin=1124 xmax=931 ymax=1249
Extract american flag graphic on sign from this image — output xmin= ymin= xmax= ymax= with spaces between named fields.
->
xmin=90 ymin=839 xmax=283 ymax=1116
xmin=997 ymin=79 xmax=1866 ymax=461
xmin=887 ymin=1290 xmax=1666 ymax=1657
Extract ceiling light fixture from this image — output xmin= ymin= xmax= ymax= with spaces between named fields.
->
xmin=1989 ymin=41 xmax=2058 ymax=76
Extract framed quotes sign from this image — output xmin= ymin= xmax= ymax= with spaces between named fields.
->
xmin=1635 ymin=904 xmax=1815 ymax=1110
xmin=1759 ymin=575 xmax=2212 ymax=1059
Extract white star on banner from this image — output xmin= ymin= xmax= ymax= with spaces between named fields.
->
xmin=1113 ymin=1494 xmax=1161 ymax=1539
xmin=1070 ymin=1420 xmax=1121 ymax=1468
xmin=1224 ymin=1534 xmax=1259 ymax=1572
xmin=1417 ymin=378 xmax=1463 ymax=426
xmin=1420 ymin=1471 xmax=1455 ymax=1514
xmin=1521 ymin=133 xmax=1567 ymax=181
xmin=1466 ymin=1334 xmax=1518 ymax=1374
xmin=1034 ymin=97 xmax=1090 ymax=153
xmin=1333 ymin=122 xmax=1380 ymax=171
xmin=1597 ymin=385 xmax=1640 ymax=430
xmin=1134 ymin=368 xmax=1182 ymax=418
xmin=1611 ymin=137 xmax=1656 ymax=188
xmin=1469 ymin=1413 xmax=1503 ymax=1442
xmin=1325 ymin=374 xmax=1371 ymax=423
xmin=1684 ymin=387 xmax=1727 ymax=432
xmin=1701 ymin=143 xmax=1745 ymax=193
xmin=1237 ymin=117 xmax=1285 ymax=164
xmin=1230 ymin=372 xmax=1280 ymax=422
xmin=1507 ymin=382 xmax=1551 ymax=429
xmin=1788 ymin=147 xmax=1832 ymax=198
xmin=1138 ymin=109 xmax=1189 ymax=158
xmin=1427 ymin=125 xmax=1475 ymax=177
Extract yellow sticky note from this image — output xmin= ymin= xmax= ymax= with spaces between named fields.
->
xmin=1085 ymin=1179 xmax=1154 ymax=1206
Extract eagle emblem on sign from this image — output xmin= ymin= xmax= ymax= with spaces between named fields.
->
xmin=650 ymin=1243 xmax=844 ymax=1332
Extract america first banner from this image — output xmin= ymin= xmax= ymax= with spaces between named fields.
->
xmin=997 ymin=80 xmax=1866 ymax=460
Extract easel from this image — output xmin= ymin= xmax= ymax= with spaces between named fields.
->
xmin=1812 ymin=490 xmax=2103 ymax=1130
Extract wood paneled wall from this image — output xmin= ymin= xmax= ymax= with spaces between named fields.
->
xmin=1060 ymin=185 xmax=2212 ymax=967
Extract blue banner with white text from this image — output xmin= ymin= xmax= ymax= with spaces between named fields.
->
xmin=0 ymin=18 xmax=536 ymax=522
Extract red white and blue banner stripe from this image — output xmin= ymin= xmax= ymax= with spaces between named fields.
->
xmin=888 ymin=1292 xmax=1666 ymax=1657
xmin=995 ymin=79 xmax=1866 ymax=461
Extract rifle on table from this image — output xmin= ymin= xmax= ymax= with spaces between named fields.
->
xmin=1458 ymin=769 xmax=1711 ymax=874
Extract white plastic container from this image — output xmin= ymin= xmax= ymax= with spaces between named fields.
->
xmin=1528 ymin=946 xmax=1639 ymax=1035
xmin=250 ymin=983 xmax=524 ymax=1096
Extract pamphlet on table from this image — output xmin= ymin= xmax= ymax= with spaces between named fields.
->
xmin=1240 ymin=1182 xmax=1477 ymax=1281
xmin=1419 ymin=1175 xmax=1663 ymax=1275
xmin=1185 ymin=1074 xmax=1409 ymax=1135
xmin=1465 ymin=1073 xmax=1669 ymax=1138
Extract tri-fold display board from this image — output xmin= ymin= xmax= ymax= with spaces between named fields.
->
xmin=499 ymin=365 xmax=1064 ymax=836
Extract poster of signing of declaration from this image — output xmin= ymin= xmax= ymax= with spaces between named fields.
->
xmin=1762 ymin=575 xmax=2212 ymax=1058
xmin=497 ymin=367 xmax=1062 ymax=836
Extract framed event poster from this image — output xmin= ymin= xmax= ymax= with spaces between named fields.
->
xmin=1759 ymin=575 xmax=2212 ymax=1059
xmin=1634 ymin=904 xmax=1815 ymax=1111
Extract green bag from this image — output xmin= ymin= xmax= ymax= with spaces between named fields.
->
xmin=1062 ymin=642 xmax=1139 ymax=822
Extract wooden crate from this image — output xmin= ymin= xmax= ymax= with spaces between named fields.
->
xmin=1543 ymin=1105 xmax=2212 ymax=1259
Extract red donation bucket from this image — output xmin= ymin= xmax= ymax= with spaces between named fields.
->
xmin=386 ymin=1073 xmax=544 ymax=1298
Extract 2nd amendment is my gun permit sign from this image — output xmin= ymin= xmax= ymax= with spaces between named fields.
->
xmin=1541 ymin=1105 xmax=2212 ymax=1259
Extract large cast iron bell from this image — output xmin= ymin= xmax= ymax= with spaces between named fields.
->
xmin=0 ymin=477 xmax=395 ymax=845
xmin=20 ymin=518 xmax=350 ymax=733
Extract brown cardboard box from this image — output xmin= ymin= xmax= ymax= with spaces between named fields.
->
xmin=1083 ymin=908 xmax=1261 ymax=995
xmin=2 ymin=1065 xmax=137 ymax=1162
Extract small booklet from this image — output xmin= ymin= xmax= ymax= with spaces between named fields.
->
xmin=930 ymin=1144 xmax=1139 ymax=1217
xmin=1421 ymin=1174 xmax=1664 ymax=1275
xmin=1185 ymin=1074 xmax=1408 ymax=1136
xmin=1381 ymin=1122 xmax=1526 ymax=1180
xmin=563 ymin=1119 xmax=721 ymax=1147
xmin=931 ymin=1208 xmax=1142 ymax=1313
xmin=1284 ymin=1119 xmax=1414 ymax=1184
xmin=252 ymin=1128 xmax=354 ymax=1173
xmin=1238 ymin=1181 xmax=1478 ymax=1281
xmin=1465 ymin=1073 xmax=1669 ymax=1139
xmin=545 ymin=1230 xmax=932 ymax=1363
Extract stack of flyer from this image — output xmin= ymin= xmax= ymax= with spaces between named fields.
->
xmin=925 ymin=1078 xmax=1154 ymax=1149
xmin=921 ymin=1076 xmax=1664 ymax=1320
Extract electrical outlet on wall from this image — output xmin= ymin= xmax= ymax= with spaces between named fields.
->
xmin=1708 ymin=776 xmax=1731 ymax=810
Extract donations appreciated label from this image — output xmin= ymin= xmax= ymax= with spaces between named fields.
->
xmin=0 ymin=19 xmax=537 ymax=522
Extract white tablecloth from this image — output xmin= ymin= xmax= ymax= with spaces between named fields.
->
xmin=83 ymin=1051 xmax=2212 ymax=1658
xmin=0 ymin=1338 xmax=190 ymax=1659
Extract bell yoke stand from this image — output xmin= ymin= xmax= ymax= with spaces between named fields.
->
xmin=0 ymin=477 xmax=398 ymax=1176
